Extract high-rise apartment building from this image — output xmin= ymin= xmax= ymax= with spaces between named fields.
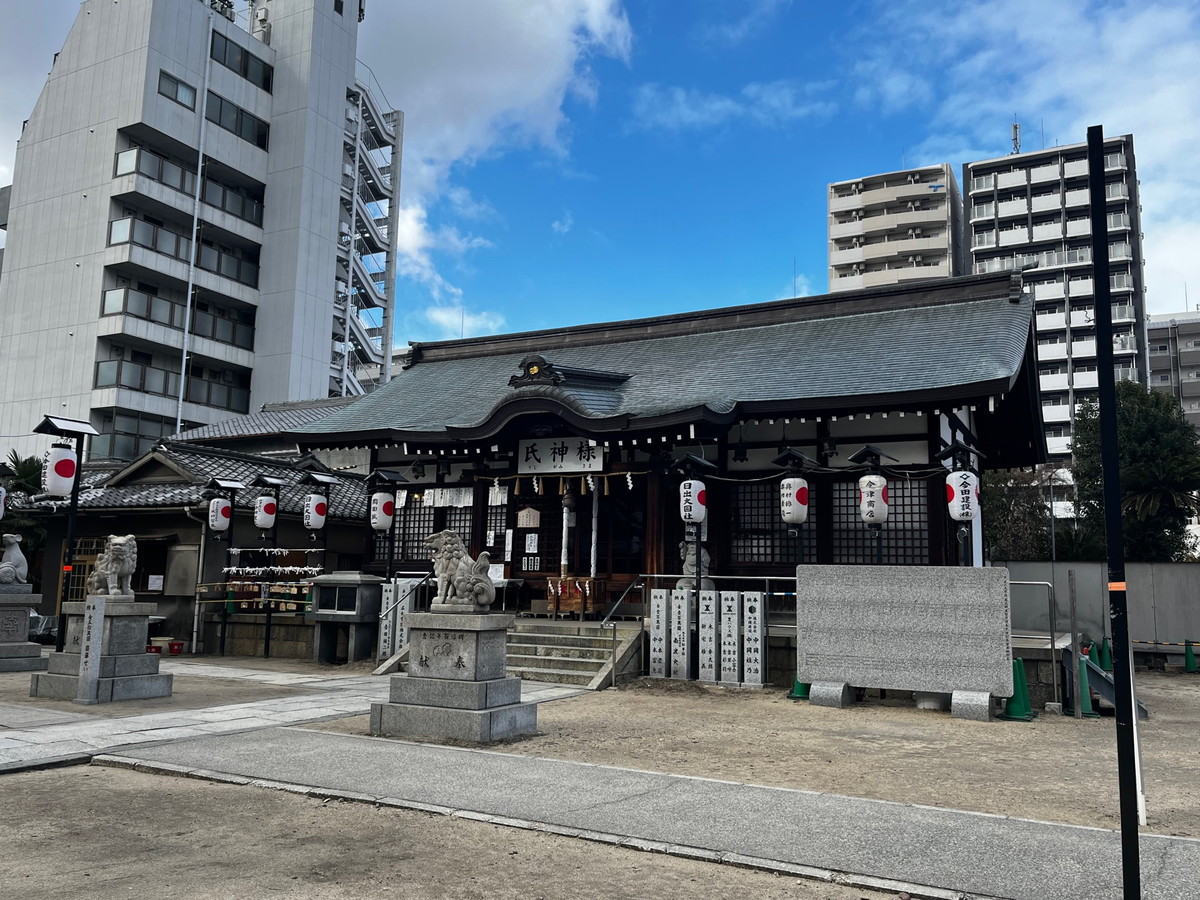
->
xmin=1146 ymin=311 xmax=1200 ymax=433
xmin=827 ymin=163 xmax=965 ymax=293
xmin=964 ymin=135 xmax=1146 ymax=460
xmin=0 ymin=0 xmax=401 ymax=460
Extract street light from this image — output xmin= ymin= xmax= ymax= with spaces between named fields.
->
xmin=204 ymin=477 xmax=245 ymax=656
xmin=366 ymin=468 xmax=408 ymax=581
xmin=33 ymin=414 xmax=99 ymax=652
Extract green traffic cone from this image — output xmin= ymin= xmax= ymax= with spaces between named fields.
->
xmin=1100 ymin=637 xmax=1113 ymax=673
xmin=1076 ymin=652 xmax=1100 ymax=718
xmin=999 ymin=659 xmax=1035 ymax=721
xmin=1088 ymin=641 xmax=1101 ymax=667
xmin=1185 ymin=640 xmax=1198 ymax=675
xmin=787 ymin=677 xmax=810 ymax=700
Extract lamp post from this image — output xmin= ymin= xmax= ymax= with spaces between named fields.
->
xmin=772 ymin=448 xmax=816 ymax=565
xmin=671 ymin=452 xmax=717 ymax=590
xmin=251 ymin=474 xmax=287 ymax=658
xmin=367 ymin=468 xmax=408 ymax=582
xmin=205 ymin=478 xmax=245 ymax=656
xmin=936 ymin=439 xmax=985 ymax=567
xmin=848 ymin=444 xmax=898 ymax=565
xmin=298 ymin=471 xmax=341 ymax=572
xmin=33 ymin=415 xmax=99 ymax=653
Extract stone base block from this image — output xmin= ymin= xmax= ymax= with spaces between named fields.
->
xmin=0 ymin=641 xmax=44 ymax=659
xmin=30 ymin=671 xmax=173 ymax=703
xmin=388 ymin=673 xmax=522 ymax=710
xmin=370 ymin=699 xmax=537 ymax=743
xmin=48 ymin=652 xmax=162 ymax=678
xmin=951 ymin=690 xmax=994 ymax=721
xmin=809 ymin=682 xmax=854 ymax=708
xmin=0 ymin=654 xmax=48 ymax=672
xmin=64 ymin=614 xmax=151 ymax=657
xmin=407 ymin=614 xmax=512 ymax=682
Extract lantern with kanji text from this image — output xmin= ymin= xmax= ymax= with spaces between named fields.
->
xmin=42 ymin=443 xmax=77 ymax=497
xmin=679 ymin=479 xmax=707 ymax=523
xmin=208 ymin=497 xmax=232 ymax=532
xmin=304 ymin=493 xmax=327 ymax=530
xmin=858 ymin=474 xmax=889 ymax=524
xmin=780 ymin=477 xmax=809 ymax=524
xmin=946 ymin=470 xmax=980 ymax=522
xmin=253 ymin=495 xmax=277 ymax=530
xmin=369 ymin=491 xmax=395 ymax=531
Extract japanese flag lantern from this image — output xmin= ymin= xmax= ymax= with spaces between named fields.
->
xmin=42 ymin=443 xmax=78 ymax=497
xmin=679 ymin=479 xmax=707 ymax=523
xmin=946 ymin=470 xmax=980 ymax=522
xmin=253 ymin=495 xmax=277 ymax=530
xmin=369 ymin=491 xmax=395 ymax=531
xmin=304 ymin=493 xmax=327 ymax=530
xmin=0 ymin=485 xmax=6 ymax=521
xmin=208 ymin=497 xmax=232 ymax=532
xmin=780 ymin=477 xmax=809 ymax=525
xmin=858 ymin=474 xmax=889 ymax=524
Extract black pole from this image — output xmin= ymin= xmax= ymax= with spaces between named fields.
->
xmin=1087 ymin=123 xmax=1140 ymax=898
xmin=54 ymin=434 xmax=86 ymax=653
xmin=220 ymin=486 xmax=237 ymax=657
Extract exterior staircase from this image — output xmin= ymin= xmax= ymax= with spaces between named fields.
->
xmin=506 ymin=620 xmax=642 ymax=690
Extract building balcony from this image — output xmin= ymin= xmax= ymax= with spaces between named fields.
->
xmin=1065 ymin=188 xmax=1089 ymax=207
xmin=1112 ymin=305 xmax=1135 ymax=323
xmin=1046 ymin=435 xmax=1072 ymax=455
xmin=828 ymin=179 xmax=947 ymax=212
xmin=998 ymin=227 xmax=1028 ymax=247
xmin=829 ymin=245 xmax=866 ymax=266
xmin=1042 ymin=403 xmax=1072 ymax=423
xmin=1074 ymin=370 xmax=1100 ymax=389
xmin=1070 ymin=310 xmax=1094 ymax=328
xmin=1030 ymin=164 xmax=1060 ymax=184
xmin=1031 ymin=222 xmax=1062 ymax=242
xmin=1181 ymin=379 xmax=1200 ymax=399
xmin=997 ymin=198 xmax=1028 ymax=218
xmin=1068 ymin=277 xmax=1093 ymax=297
xmin=996 ymin=171 xmax=1026 ymax=189
xmin=1071 ymin=339 xmax=1097 ymax=358
xmin=829 ymin=218 xmax=865 ymax=239
xmin=1063 ymin=159 xmax=1088 ymax=178
xmin=1036 ymin=312 xmax=1067 ymax=331
xmin=1113 ymin=336 xmax=1138 ymax=355
xmin=1031 ymin=193 xmax=1061 ymax=212
xmin=1033 ymin=281 xmax=1065 ymax=301
xmin=1040 ymin=372 xmax=1071 ymax=392
xmin=1064 ymin=218 xmax=1089 ymax=237
xmin=1038 ymin=343 xmax=1068 ymax=362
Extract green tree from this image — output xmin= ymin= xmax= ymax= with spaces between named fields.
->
xmin=1071 ymin=382 xmax=1200 ymax=562
xmin=981 ymin=468 xmax=1053 ymax=561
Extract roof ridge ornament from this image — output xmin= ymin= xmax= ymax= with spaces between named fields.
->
xmin=509 ymin=354 xmax=564 ymax=388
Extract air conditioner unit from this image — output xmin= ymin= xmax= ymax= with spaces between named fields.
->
xmin=256 ymin=6 xmax=270 ymax=22
xmin=342 ymin=163 xmax=354 ymax=179
xmin=346 ymin=108 xmax=360 ymax=124
xmin=335 ymin=280 xmax=348 ymax=297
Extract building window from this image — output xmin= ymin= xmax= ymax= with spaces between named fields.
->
xmin=205 ymin=92 xmax=269 ymax=149
xmin=334 ymin=0 xmax=344 ymax=13
xmin=730 ymin=482 xmax=817 ymax=566
xmin=211 ymin=32 xmax=273 ymax=92
xmin=91 ymin=410 xmax=186 ymax=461
xmin=831 ymin=479 xmax=929 ymax=565
xmin=158 ymin=71 xmax=196 ymax=109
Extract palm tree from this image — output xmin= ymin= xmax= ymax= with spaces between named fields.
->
xmin=1120 ymin=456 xmax=1200 ymax=521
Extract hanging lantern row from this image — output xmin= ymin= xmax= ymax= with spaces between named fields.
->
xmin=42 ymin=443 xmax=78 ymax=497
xmin=208 ymin=497 xmax=232 ymax=532
xmin=369 ymin=491 xmax=396 ymax=531
xmin=946 ymin=470 xmax=980 ymax=522
xmin=679 ymin=479 xmax=707 ymax=523
xmin=254 ymin=496 xmax=277 ymax=530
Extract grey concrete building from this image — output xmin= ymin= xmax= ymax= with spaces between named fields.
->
xmin=0 ymin=0 xmax=401 ymax=460
xmin=1147 ymin=311 xmax=1200 ymax=433
xmin=964 ymin=135 xmax=1146 ymax=461
xmin=827 ymin=163 xmax=965 ymax=294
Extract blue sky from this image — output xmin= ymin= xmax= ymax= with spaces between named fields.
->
xmin=4 ymin=1 xmax=1200 ymax=347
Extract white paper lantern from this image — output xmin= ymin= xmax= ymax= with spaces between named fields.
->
xmin=254 ymin=495 xmax=277 ymax=530
xmin=303 ymin=493 xmax=327 ymax=530
xmin=42 ymin=443 xmax=78 ymax=497
xmin=208 ymin=497 xmax=232 ymax=532
xmin=369 ymin=491 xmax=395 ymax=531
xmin=0 ymin=485 xmax=6 ymax=521
xmin=946 ymin=470 xmax=980 ymax=522
xmin=679 ymin=479 xmax=707 ymax=523
xmin=780 ymin=477 xmax=809 ymax=525
xmin=858 ymin=474 xmax=889 ymax=524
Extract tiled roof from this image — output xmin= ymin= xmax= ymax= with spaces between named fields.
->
xmin=172 ymin=396 xmax=359 ymax=443
xmin=294 ymin=273 xmax=1033 ymax=443
xmin=55 ymin=442 xmax=364 ymax=517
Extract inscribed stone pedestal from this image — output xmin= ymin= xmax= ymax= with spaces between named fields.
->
xmin=0 ymin=591 xmax=47 ymax=672
xmin=669 ymin=589 xmax=693 ymax=681
xmin=697 ymin=590 xmax=719 ymax=683
xmin=719 ymin=591 xmax=741 ymax=685
xmin=75 ymin=595 xmax=107 ymax=704
xmin=648 ymin=589 xmax=669 ymax=678
xmin=741 ymin=591 xmax=766 ymax=687
xmin=794 ymin=565 xmax=1013 ymax=710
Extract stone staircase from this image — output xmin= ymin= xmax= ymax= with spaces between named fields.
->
xmin=506 ymin=621 xmax=632 ymax=689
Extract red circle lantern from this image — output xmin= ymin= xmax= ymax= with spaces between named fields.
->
xmin=946 ymin=470 xmax=980 ymax=522
xmin=42 ymin=443 xmax=78 ymax=497
xmin=370 ymin=491 xmax=395 ymax=531
xmin=679 ymin=479 xmax=707 ymax=523
xmin=254 ymin=495 xmax=277 ymax=530
xmin=304 ymin=493 xmax=327 ymax=530
xmin=208 ymin=497 xmax=232 ymax=532
xmin=858 ymin=474 xmax=889 ymax=524
xmin=780 ymin=477 xmax=809 ymax=525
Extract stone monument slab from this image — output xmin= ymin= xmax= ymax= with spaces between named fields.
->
xmin=697 ymin=590 xmax=718 ymax=683
xmin=648 ymin=589 xmax=669 ymax=678
xmin=741 ymin=591 xmax=766 ymax=688
xmin=718 ymin=591 xmax=741 ymax=685
xmin=669 ymin=589 xmax=693 ymax=681
xmin=0 ymin=591 xmax=47 ymax=672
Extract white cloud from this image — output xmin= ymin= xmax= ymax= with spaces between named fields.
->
xmin=422 ymin=304 xmax=507 ymax=341
xmin=551 ymin=211 xmax=574 ymax=235
xmin=693 ymin=0 xmax=791 ymax=47
xmin=852 ymin=0 xmax=1200 ymax=313
xmin=631 ymin=80 xmax=835 ymax=131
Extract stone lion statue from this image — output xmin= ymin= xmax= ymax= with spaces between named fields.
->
xmin=87 ymin=534 xmax=138 ymax=597
xmin=427 ymin=529 xmax=495 ymax=612
xmin=0 ymin=533 xmax=29 ymax=584
xmin=675 ymin=540 xmax=715 ymax=592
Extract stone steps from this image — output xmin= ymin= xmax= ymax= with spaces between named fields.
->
xmin=504 ymin=621 xmax=629 ymax=688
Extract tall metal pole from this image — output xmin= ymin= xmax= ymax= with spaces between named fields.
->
xmin=1087 ymin=124 xmax=1141 ymax=898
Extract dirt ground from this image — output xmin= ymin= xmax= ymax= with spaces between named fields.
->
xmin=314 ymin=669 xmax=1200 ymax=838
xmin=3 ymin=766 xmax=894 ymax=900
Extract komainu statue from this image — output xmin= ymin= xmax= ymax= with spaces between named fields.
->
xmin=675 ymin=540 xmax=715 ymax=592
xmin=86 ymin=534 xmax=138 ymax=597
xmin=0 ymin=534 xmax=29 ymax=584
xmin=427 ymin=530 xmax=496 ymax=613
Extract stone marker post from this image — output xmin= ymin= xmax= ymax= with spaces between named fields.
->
xmin=741 ymin=591 xmax=767 ymax=688
xmin=697 ymin=589 xmax=719 ymax=683
xmin=74 ymin=594 xmax=106 ymax=704
xmin=719 ymin=591 xmax=741 ymax=685
xmin=648 ymin=588 xmax=669 ymax=677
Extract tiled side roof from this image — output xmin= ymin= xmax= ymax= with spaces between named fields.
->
xmin=295 ymin=276 xmax=1032 ymax=440
xmin=63 ymin=442 xmax=364 ymax=517
xmin=172 ymin=396 xmax=359 ymax=442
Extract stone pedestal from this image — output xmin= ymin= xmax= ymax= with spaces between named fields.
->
xmin=370 ymin=612 xmax=537 ymax=742
xmin=0 ymin=585 xmax=48 ymax=672
xmin=30 ymin=598 xmax=173 ymax=702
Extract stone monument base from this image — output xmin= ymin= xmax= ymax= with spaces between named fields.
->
xmin=370 ymin=612 xmax=537 ymax=743
xmin=0 ymin=591 xmax=48 ymax=672
xmin=30 ymin=598 xmax=172 ymax=703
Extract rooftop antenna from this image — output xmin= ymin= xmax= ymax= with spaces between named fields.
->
xmin=1011 ymin=119 xmax=1021 ymax=155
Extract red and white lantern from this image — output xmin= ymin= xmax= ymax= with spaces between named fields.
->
xmin=858 ymin=474 xmax=889 ymax=524
xmin=208 ymin=497 xmax=232 ymax=532
xmin=304 ymin=493 xmax=327 ymax=530
xmin=254 ymin=495 xmax=277 ymax=530
xmin=42 ymin=443 xmax=77 ymax=497
xmin=780 ymin=477 xmax=809 ymax=525
xmin=369 ymin=491 xmax=395 ymax=531
xmin=946 ymin=470 xmax=980 ymax=522
xmin=679 ymin=479 xmax=707 ymax=523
